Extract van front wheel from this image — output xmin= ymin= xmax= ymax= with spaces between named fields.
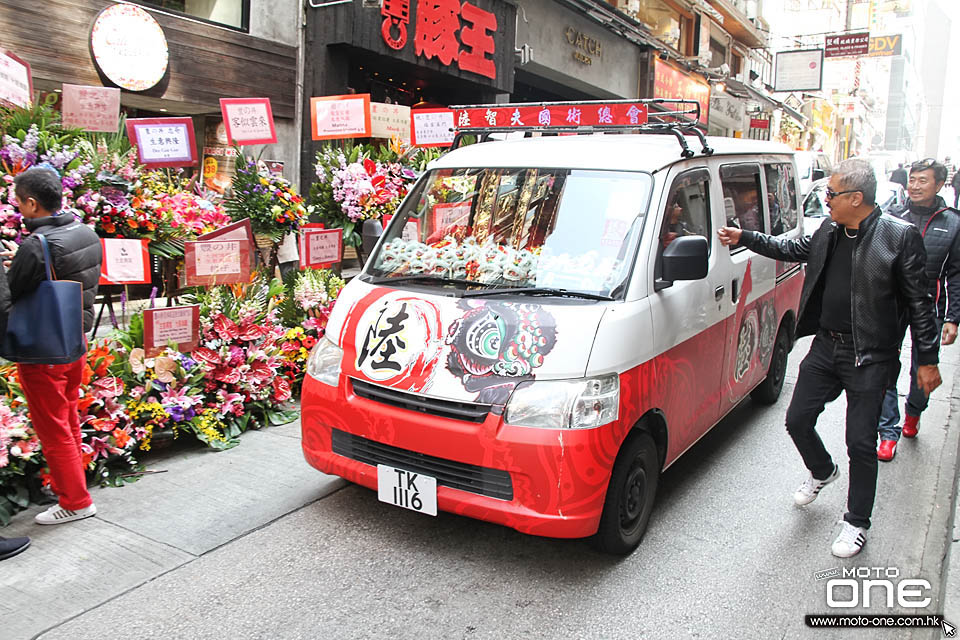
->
xmin=592 ymin=431 xmax=659 ymax=555
xmin=751 ymin=327 xmax=789 ymax=405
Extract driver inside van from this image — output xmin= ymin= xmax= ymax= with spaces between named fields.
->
xmin=661 ymin=195 xmax=694 ymax=247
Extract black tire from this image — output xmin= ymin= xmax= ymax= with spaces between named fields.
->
xmin=592 ymin=431 xmax=659 ymax=555
xmin=751 ymin=326 xmax=789 ymax=405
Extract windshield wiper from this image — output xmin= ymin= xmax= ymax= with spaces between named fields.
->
xmin=461 ymin=287 xmax=613 ymax=301
xmin=368 ymin=274 xmax=496 ymax=289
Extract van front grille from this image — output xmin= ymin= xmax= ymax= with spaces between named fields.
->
xmin=351 ymin=379 xmax=491 ymax=423
xmin=331 ymin=428 xmax=513 ymax=501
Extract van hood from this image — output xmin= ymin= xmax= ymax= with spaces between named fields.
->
xmin=326 ymin=279 xmax=608 ymax=406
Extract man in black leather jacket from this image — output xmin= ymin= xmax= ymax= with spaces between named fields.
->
xmin=718 ymin=158 xmax=941 ymax=558
xmin=876 ymin=159 xmax=960 ymax=458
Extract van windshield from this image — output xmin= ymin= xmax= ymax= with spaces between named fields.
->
xmin=367 ymin=167 xmax=652 ymax=297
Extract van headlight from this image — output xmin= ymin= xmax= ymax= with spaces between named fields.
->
xmin=306 ymin=336 xmax=343 ymax=386
xmin=504 ymin=374 xmax=620 ymax=429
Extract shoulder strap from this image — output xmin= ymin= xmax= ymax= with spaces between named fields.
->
xmin=35 ymin=234 xmax=55 ymax=281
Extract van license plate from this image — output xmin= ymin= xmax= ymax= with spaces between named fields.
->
xmin=377 ymin=464 xmax=437 ymax=516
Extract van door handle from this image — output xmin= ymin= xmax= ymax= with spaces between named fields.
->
xmin=714 ymin=285 xmax=725 ymax=301
xmin=731 ymin=278 xmax=740 ymax=303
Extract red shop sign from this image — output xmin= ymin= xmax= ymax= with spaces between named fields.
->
xmin=750 ymin=118 xmax=770 ymax=129
xmin=653 ymin=59 xmax=710 ymax=124
xmin=380 ymin=0 xmax=498 ymax=80
xmin=454 ymin=102 xmax=649 ymax=129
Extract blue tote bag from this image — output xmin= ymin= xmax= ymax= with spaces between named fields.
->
xmin=0 ymin=234 xmax=85 ymax=364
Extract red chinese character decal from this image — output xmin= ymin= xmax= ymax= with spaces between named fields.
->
xmin=415 ymin=0 xmax=461 ymax=66
xmin=382 ymin=0 xmax=411 ymax=50
xmin=458 ymin=3 xmax=497 ymax=79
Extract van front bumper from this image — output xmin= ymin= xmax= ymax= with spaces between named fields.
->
xmin=300 ymin=374 xmax=620 ymax=539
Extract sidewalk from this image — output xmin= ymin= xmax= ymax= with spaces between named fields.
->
xmin=0 ymin=413 xmax=345 ymax=640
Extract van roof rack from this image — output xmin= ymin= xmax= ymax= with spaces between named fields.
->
xmin=448 ymin=98 xmax=714 ymax=158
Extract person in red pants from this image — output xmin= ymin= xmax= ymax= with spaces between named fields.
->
xmin=7 ymin=168 xmax=103 ymax=525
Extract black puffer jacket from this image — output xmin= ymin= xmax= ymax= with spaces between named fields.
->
xmin=738 ymin=207 xmax=940 ymax=366
xmin=8 ymin=214 xmax=103 ymax=332
xmin=886 ymin=196 xmax=960 ymax=324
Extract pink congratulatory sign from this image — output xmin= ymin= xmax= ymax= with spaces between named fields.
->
xmin=220 ymin=98 xmax=277 ymax=145
xmin=62 ymin=84 xmax=121 ymax=133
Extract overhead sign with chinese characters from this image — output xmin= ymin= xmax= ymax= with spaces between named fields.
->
xmin=825 ymin=32 xmax=870 ymax=58
xmin=774 ymin=49 xmax=824 ymax=92
xmin=370 ymin=102 xmax=411 ymax=143
xmin=126 ymin=117 xmax=198 ymax=168
xmin=0 ymin=49 xmax=32 ymax=108
xmin=453 ymin=102 xmax=648 ymax=130
xmin=220 ymin=98 xmax=277 ymax=145
xmin=62 ymin=84 xmax=121 ymax=133
xmin=380 ymin=0 xmax=499 ymax=80
xmin=311 ymin=94 xmax=372 ymax=140
xmin=652 ymin=59 xmax=710 ymax=124
xmin=90 ymin=3 xmax=169 ymax=92
xmin=411 ymin=109 xmax=455 ymax=147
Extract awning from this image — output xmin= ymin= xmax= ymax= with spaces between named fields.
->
xmin=723 ymin=78 xmax=806 ymax=124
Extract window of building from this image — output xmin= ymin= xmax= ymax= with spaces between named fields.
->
xmin=635 ymin=0 xmax=682 ymax=50
xmin=134 ymin=0 xmax=249 ymax=31
xmin=764 ymin=163 xmax=799 ymax=236
xmin=709 ymin=36 xmax=727 ymax=68
xmin=720 ymin=164 xmax=765 ymax=237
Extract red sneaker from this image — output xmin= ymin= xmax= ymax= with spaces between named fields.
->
xmin=877 ymin=440 xmax=897 ymax=461
xmin=902 ymin=415 xmax=920 ymax=439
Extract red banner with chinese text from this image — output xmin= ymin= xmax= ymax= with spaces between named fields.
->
xmin=453 ymin=103 xmax=649 ymax=130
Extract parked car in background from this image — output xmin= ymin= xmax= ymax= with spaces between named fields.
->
xmin=802 ymin=176 xmax=907 ymax=235
xmin=795 ymin=151 xmax=834 ymax=196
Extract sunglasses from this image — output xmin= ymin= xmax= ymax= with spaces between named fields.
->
xmin=911 ymin=158 xmax=938 ymax=171
xmin=825 ymin=188 xmax=861 ymax=200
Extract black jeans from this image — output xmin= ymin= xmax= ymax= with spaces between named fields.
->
xmin=785 ymin=332 xmax=896 ymax=529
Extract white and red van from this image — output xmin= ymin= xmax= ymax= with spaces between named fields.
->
xmin=301 ymin=101 xmax=803 ymax=554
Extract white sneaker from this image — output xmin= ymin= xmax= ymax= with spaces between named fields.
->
xmin=832 ymin=520 xmax=866 ymax=558
xmin=34 ymin=503 xmax=97 ymax=525
xmin=794 ymin=464 xmax=839 ymax=506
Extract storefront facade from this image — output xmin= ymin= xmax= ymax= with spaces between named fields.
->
xmin=0 ymin=0 xmax=301 ymax=182
xmin=512 ymin=0 xmax=645 ymax=101
xmin=302 ymin=0 xmax=516 ymax=187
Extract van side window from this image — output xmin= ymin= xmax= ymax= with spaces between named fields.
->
xmin=719 ymin=164 xmax=764 ymax=234
xmin=659 ymin=170 xmax=711 ymax=254
xmin=765 ymin=163 xmax=799 ymax=236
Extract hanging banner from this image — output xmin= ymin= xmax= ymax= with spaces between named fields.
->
xmin=126 ymin=117 xmax=198 ymax=168
xmin=98 ymin=238 xmax=151 ymax=285
xmin=310 ymin=94 xmax=372 ymax=140
xmin=62 ymin=84 xmax=121 ymax=133
xmin=370 ymin=102 xmax=411 ymax=143
xmin=774 ymin=49 xmax=824 ymax=92
xmin=143 ymin=305 xmax=200 ymax=357
xmin=411 ymin=109 xmax=455 ymax=147
xmin=183 ymin=239 xmax=252 ymax=286
xmin=219 ymin=97 xmax=277 ymax=145
xmin=0 ymin=49 xmax=32 ymax=108
xmin=824 ymin=32 xmax=870 ymax=58
xmin=454 ymin=102 xmax=649 ymax=130
xmin=299 ymin=227 xmax=343 ymax=269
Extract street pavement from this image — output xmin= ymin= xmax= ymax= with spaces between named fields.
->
xmin=1 ymin=336 xmax=959 ymax=640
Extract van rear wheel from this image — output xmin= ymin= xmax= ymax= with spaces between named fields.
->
xmin=751 ymin=327 xmax=789 ymax=405
xmin=592 ymin=431 xmax=659 ymax=555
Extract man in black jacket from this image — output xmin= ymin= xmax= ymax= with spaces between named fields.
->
xmin=876 ymin=159 xmax=960 ymax=459
xmin=890 ymin=163 xmax=908 ymax=189
xmin=8 ymin=167 xmax=102 ymax=526
xmin=718 ymin=158 xmax=941 ymax=558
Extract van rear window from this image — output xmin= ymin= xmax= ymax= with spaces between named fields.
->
xmin=369 ymin=167 xmax=652 ymax=297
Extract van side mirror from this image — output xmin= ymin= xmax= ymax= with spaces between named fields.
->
xmin=656 ymin=235 xmax=709 ymax=290
xmin=811 ymin=168 xmax=826 ymax=181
